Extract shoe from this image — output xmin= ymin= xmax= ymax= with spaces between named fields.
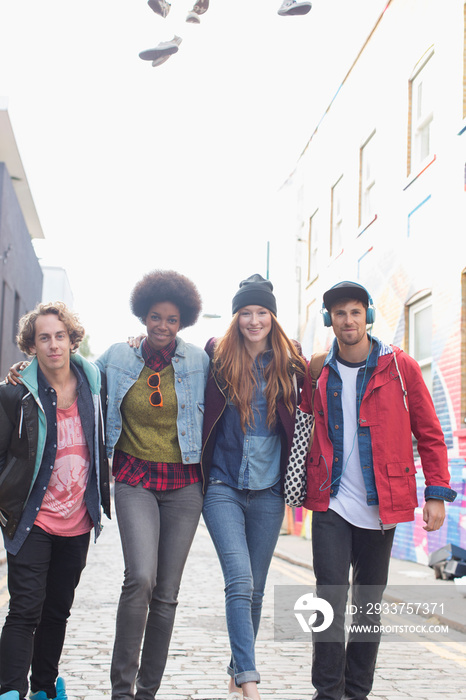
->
xmin=139 ymin=36 xmax=182 ymax=62
xmin=277 ymin=0 xmax=312 ymax=16
xmin=226 ymin=694 xmax=242 ymax=700
xmin=148 ymin=0 xmax=171 ymax=18
xmin=55 ymin=678 xmax=67 ymax=700
xmin=186 ymin=10 xmax=201 ymax=23
xmin=186 ymin=0 xmax=210 ymax=23
xmin=30 ymin=677 xmax=68 ymax=700
xmin=0 ymin=692 xmax=20 ymax=700
xmin=151 ymin=54 xmax=173 ymax=67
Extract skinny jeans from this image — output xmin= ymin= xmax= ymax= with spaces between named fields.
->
xmin=111 ymin=481 xmax=203 ymax=700
xmin=202 ymin=482 xmax=284 ymax=687
xmin=0 ymin=526 xmax=89 ymax=699
xmin=311 ymin=509 xmax=395 ymax=700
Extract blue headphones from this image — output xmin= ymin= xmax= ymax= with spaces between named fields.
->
xmin=321 ymin=281 xmax=375 ymax=327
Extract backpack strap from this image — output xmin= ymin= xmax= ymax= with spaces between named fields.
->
xmin=309 ymin=351 xmax=327 ymax=410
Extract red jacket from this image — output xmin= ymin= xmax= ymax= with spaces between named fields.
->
xmin=301 ymin=344 xmax=455 ymax=524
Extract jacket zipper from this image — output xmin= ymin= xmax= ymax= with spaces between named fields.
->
xmin=200 ymin=370 xmax=227 ymax=492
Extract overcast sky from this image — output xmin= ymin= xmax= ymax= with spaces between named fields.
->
xmin=0 ymin=0 xmax=387 ymax=355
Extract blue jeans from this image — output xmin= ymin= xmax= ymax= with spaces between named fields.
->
xmin=111 ymin=481 xmax=203 ymax=700
xmin=311 ymin=509 xmax=395 ymax=700
xmin=202 ymin=482 xmax=285 ymax=686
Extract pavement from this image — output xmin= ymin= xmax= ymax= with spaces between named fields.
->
xmin=0 ymin=515 xmax=466 ymax=700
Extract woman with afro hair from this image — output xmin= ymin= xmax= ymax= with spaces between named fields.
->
xmin=95 ymin=270 xmax=209 ymax=700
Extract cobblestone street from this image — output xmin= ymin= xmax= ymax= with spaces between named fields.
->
xmin=1 ymin=512 xmax=465 ymax=700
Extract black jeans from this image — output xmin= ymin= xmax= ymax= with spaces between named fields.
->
xmin=311 ymin=509 xmax=395 ymax=700
xmin=0 ymin=526 xmax=90 ymax=699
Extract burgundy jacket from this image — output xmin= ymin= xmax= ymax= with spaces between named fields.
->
xmin=200 ymin=338 xmax=300 ymax=494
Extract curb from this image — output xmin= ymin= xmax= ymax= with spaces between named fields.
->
xmin=383 ymin=590 xmax=466 ymax=636
xmin=274 ymin=547 xmax=313 ymax=571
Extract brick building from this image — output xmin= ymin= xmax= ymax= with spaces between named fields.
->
xmin=283 ymin=0 xmax=466 ymax=562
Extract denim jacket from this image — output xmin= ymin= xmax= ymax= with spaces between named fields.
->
xmin=96 ymin=337 xmax=209 ymax=466
xmin=325 ymin=336 xmax=380 ymax=503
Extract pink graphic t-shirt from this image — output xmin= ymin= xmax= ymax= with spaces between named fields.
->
xmin=35 ymin=397 xmax=93 ymax=536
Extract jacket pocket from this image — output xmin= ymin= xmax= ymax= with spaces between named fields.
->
xmin=306 ymin=453 xmax=330 ymax=500
xmin=386 ymin=462 xmax=418 ymax=510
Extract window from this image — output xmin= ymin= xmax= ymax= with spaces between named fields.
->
xmin=358 ymin=247 xmax=374 ymax=280
xmin=409 ymin=294 xmax=433 ymax=394
xmin=359 ymin=132 xmax=376 ymax=225
xmin=330 ymin=176 xmax=343 ymax=257
xmin=307 ymin=210 xmax=319 ymax=282
xmin=407 ymin=195 xmax=432 ymax=238
xmin=408 ymin=52 xmax=435 ymax=173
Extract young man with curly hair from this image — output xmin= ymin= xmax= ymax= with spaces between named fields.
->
xmin=0 ymin=303 xmax=110 ymax=700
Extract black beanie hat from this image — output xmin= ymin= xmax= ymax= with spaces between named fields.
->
xmin=232 ymin=274 xmax=277 ymax=316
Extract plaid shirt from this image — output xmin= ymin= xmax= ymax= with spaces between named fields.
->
xmin=113 ymin=338 xmax=201 ymax=491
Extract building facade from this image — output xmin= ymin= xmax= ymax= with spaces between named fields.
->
xmin=285 ymin=0 xmax=466 ymax=562
xmin=0 ymin=104 xmax=43 ymax=377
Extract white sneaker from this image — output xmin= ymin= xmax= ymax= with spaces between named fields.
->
xmin=186 ymin=1 xmax=209 ymax=23
xmin=277 ymin=0 xmax=312 ymax=16
xmin=147 ymin=0 xmax=171 ymax=19
xmin=186 ymin=10 xmax=201 ymax=23
xmin=151 ymin=54 xmax=173 ymax=67
xmin=139 ymin=36 xmax=182 ymax=63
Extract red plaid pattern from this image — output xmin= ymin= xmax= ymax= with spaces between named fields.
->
xmin=112 ymin=450 xmax=201 ymax=491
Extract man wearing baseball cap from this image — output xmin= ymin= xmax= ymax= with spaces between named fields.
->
xmin=300 ymin=281 xmax=456 ymax=700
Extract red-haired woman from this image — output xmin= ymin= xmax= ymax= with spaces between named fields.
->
xmin=201 ymin=274 xmax=306 ymax=700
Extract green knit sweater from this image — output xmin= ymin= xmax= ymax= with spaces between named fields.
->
xmin=115 ymin=364 xmax=182 ymax=463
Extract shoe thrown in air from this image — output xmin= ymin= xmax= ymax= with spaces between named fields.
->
xmin=186 ymin=0 xmax=210 ymax=23
xmin=148 ymin=0 xmax=171 ymax=18
xmin=151 ymin=53 xmax=173 ymax=67
xmin=278 ymin=0 xmax=312 ymax=16
xmin=139 ymin=36 xmax=182 ymax=64
xmin=29 ymin=678 xmax=68 ymax=700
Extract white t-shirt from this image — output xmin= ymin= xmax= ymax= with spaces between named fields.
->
xmin=329 ymin=359 xmax=386 ymax=530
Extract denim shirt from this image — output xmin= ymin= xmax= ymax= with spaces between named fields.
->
xmin=96 ymin=337 xmax=209 ymax=465
xmin=210 ymin=352 xmax=281 ymax=491
xmin=325 ymin=336 xmax=380 ymax=504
